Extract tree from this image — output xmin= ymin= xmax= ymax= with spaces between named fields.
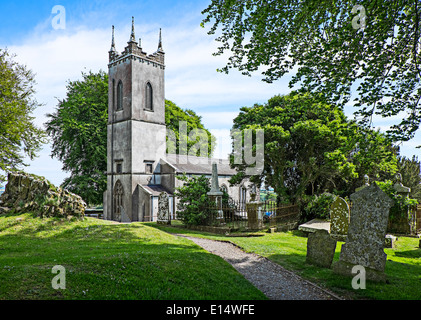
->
xmin=46 ymin=71 xmax=215 ymax=205
xmin=173 ymin=174 xmax=215 ymax=226
xmin=46 ymin=71 xmax=108 ymax=206
xmin=201 ymin=0 xmax=421 ymax=142
xmin=165 ymin=100 xmax=215 ymax=157
xmin=0 ymin=49 xmax=46 ymax=183
xmin=397 ymin=155 xmax=421 ymax=202
xmin=230 ymin=92 xmax=397 ymax=203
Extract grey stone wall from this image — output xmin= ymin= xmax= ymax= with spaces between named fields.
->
xmin=0 ymin=172 xmax=86 ymax=219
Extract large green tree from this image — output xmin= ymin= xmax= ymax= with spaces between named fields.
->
xmin=46 ymin=71 xmax=108 ymax=205
xmin=0 ymin=49 xmax=46 ymax=183
xmin=46 ymin=71 xmax=215 ymax=205
xmin=165 ymin=100 xmax=216 ymax=157
xmin=201 ymin=0 xmax=421 ymax=142
xmin=230 ymin=92 xmax=398 ymax=203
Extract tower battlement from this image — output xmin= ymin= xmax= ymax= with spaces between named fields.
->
xmin=108 ymin=17 xmax=165 ymax=67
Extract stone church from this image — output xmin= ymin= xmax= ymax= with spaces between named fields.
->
xmin=103 ymin=18 xmax=255 ymax=222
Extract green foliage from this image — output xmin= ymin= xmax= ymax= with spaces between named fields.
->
xmin=230 ymin=92 xmax=397 ymax=204
xmin=397 ymin=155 xmax=421 ymax=203
xmin=0 ymin=49 xmax=47 ymax=182
xmin=376 ymin=180 xmax=418 ymax=221
xmin=174 ymin=174 xmax=215 ymax=226
xmin=202 ymin=0 xmax=421 ymax=141
xmin=165 ymin=100 xmax=216 ymax=157
xmin=301 ymin=192 xmax=337 ymax=223
xmin=46 ymin=71 xmax=108 ymax=206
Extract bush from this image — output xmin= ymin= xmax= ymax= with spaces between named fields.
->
xmin=174 ymin=174 xmax=215 ymax=226
xmin=300 ymin=192 xmax=337 ymax=223
xmin=376 ymin=180 xmax=418 ymax=221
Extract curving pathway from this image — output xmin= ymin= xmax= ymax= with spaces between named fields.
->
xmin=177 ymin=234 xmax=344 ymax=300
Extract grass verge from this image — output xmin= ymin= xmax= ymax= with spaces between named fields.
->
xmin=150 ymin=223 xmax=421 ymax=300
xmin=0 ymin=213 xmax=267 ymax=300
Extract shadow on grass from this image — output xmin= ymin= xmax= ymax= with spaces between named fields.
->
xmin=0 ymin=215 xmax=268 ymax=300
xmin=393 ymin=247 xmax=421 ymax=259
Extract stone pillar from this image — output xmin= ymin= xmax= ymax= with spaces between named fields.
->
xmin=207 ymin=163 xmax=223 ymax=219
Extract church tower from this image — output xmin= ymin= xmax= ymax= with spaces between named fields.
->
xmin=104 ymin=18 xmax=166 ymax=222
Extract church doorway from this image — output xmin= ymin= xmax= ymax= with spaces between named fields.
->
xmin=113 ymin=180 xmax=124 ymax=221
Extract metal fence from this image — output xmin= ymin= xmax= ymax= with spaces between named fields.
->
xmin=205 ymin=200 xmax=300 ymax=232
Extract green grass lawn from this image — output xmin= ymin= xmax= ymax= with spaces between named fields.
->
xmin=0 ymin=213 xmax=267 ymax=300
xmin=150 ymin=223 xmax=421 ymax=300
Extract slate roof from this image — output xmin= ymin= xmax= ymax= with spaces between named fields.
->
xmin=140 ymin=185 xmax=173 ymax=196
xmin=162 ymin=154 xmax=237 ymax=176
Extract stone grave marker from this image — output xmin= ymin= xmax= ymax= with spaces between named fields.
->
xmin=329 ymin=197 xmax=350 ymax=241
xmin=157 ymin=192 xmax=171 ymax=225
xmin=333 ymin=183 xmax=393 ymax=282
xmin=306 ymin=229 xmax=337 ymax=268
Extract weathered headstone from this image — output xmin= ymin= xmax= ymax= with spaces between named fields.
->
xmin=330 ymin=197 xmax=350 ymax=241
xmin=306 ymin=229 xmax=337 ymax=268
xmin=333 ymin=183 xmax=394 ymax=282
xmin=246 ymin=203 xmax=262 ymax=230
xmin=157 ymin=192 xmax=171 ymax=225
xmin=384 ymin=234 xmax=398 ymax=248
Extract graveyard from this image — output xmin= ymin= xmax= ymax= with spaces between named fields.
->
xmin=0 ymin=210 xmax=420 ymax=300
xmin=1 ymin=166 xmax=421 ymax=300
xmin=152 ymin=221 xmax=421 ymax=300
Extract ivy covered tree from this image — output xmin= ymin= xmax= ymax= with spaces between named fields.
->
xmin=230 ymin=92 xmax=398 ymax=204
xmin=0 ymin=49 xmax=47 ymax=183
xmin=397 ymin=155 xmax=421 ymax=202
xmin=201 ymin=0 xmax=421 ymax=142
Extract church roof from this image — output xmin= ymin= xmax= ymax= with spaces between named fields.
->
xmin=140 ymin=184 xmax=173 ymax=196
xmin=162 ymin=154 xmax=237 ymax=176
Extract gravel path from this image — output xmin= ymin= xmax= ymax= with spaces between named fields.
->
xmin=178 ymin=235 xmax=343 ymax=300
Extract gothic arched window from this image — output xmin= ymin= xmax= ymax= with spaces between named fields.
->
xmin=239 ymin=185 xmax=247 ymax=208
xmin=145 ymin=82 xmax=153 ymax=111
xmin=113 ymin=180 xmax=124 ymax=221
xmin=117 ymin=80 xmax=123 ymax=110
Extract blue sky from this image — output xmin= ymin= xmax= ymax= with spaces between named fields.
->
xmin=0 ymin=0 xmax=419 ymax=187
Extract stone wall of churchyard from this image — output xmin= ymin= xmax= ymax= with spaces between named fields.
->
xmin=0 ymin=172 xmax=86 ymax=219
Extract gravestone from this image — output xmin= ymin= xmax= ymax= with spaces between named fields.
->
xmin=384 ymin=234 xmax=398 ymax=248
xmin=306 ymin=229 xmax=337 ymax=268
xmin=246 ymin=203 xmax=262 ymax=230
xmin=157 ymin=192 xmax=171 ymax=225
xmin=330 ymin=197 xmax=350 ymax=241
xmin=333 ymin=183 xmax=394 ymax=282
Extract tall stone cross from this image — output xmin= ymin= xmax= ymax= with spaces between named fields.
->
xmin=333 ymin=183 xmax=393 ymax=282
xmin=207 ymin=163 xmax=223 ymax=219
